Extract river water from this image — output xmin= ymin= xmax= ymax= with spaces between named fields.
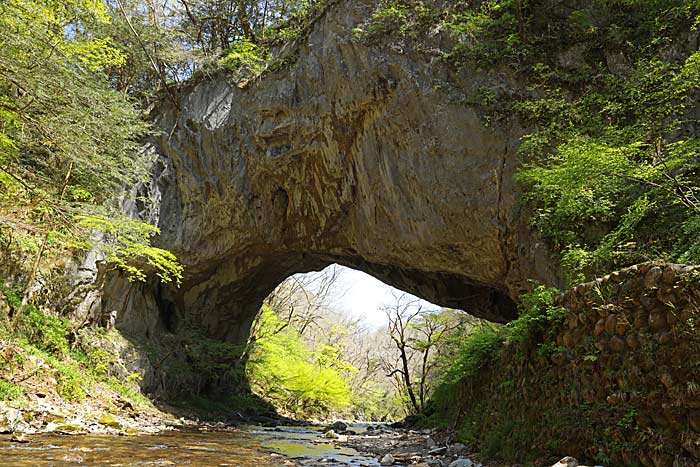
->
xmin=0 ymin=425 xmax=382 ymax=466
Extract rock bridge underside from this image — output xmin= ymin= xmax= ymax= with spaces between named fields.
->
xmin=96 ymin=0 xmax=557 ymax=348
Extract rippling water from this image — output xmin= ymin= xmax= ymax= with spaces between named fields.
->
xmin=0 ymin=426 xmax=381 ymax=466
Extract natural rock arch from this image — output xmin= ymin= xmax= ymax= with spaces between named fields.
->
xmin=96 ymin=0 xmax=557 ymax=349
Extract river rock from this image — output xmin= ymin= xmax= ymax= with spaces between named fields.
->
xmin=448 ymin=459 xmax=474 ymax=467
xmin=0 ymin=407 xmax=22 ymax=433
xmin=552 ymin=457 xmax=579 ymax=467
xmin=380 ymin=453 xmax=395 ymax=465
xmin=327 ymin=421 xmax=348 ymax=432
xmin=99 ymin=413 xmax=123 ymax=429
xmin=10 ymin=432 xmax=29 ymax=443
xmin=447 ymin=443 xmax=467 ymax=453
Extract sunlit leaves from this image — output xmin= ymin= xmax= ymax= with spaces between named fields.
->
xmin=62 ymin=38 xmax=126 ymax=72
xmin=0 ymin=0 xmax=180 ymax=290
xmin=76 ymin=215 xmax=183 ymax=285
xmin=507 ymin=0 xmax=700 ymax=283
xmin=247 ymin=306 xmax=353 ymax=416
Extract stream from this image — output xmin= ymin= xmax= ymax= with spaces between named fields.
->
xmin=0 ymin=425 xmax=382 ymax=466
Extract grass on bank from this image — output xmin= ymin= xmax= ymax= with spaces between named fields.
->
xmin=0 ymin=286 xmax=150 ymax=407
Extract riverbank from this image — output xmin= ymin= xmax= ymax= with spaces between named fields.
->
xmin=331 ymin=425 xmax=499 ymax=467
xmin=0 ymin=330 xmax=181 ymax=437
xmin=0 ymin=386 xmax=176 ymax=438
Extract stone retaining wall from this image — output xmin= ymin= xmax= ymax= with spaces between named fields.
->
xmin=450 ymin=262 xmax=700 ymax=466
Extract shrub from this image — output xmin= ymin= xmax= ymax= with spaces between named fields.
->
xmin=0 ymin=378 xmax=24 ymax=401
xmin=507 ymin=285 xmax=566 ymax=349
xmin=219 ymin=39 xmax=268 ymax=78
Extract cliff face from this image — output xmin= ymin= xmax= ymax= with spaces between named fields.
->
xmin=97 ymin=0 xmax=557 ymax=346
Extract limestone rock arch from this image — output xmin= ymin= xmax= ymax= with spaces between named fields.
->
xmin=99 ymin=0 xmax=557 ymax=348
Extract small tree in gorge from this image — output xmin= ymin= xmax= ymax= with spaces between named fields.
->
xmin=382 ymin=292 xmax=461 ymax=414
xmin=383 ymin=292 xmax=423 ymax=413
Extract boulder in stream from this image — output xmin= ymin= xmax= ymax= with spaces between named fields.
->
xmin=448 ymin=458 xmax=474 ymax=467
xmin=325 ymin=421 xmax=348 ymax=432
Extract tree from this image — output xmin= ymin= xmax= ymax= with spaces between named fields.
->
xmin=382 ymin=292 xmax=475 ymax=414
xmin=245 ymin=305 xmax=353 ymax=417
xmin=177 ymin=0 xmax=314 ymax=56
xmin=100 ymin=0 xmax=192 ymax=98
xmin=383 ymin=292 xmax=424 ymax=413
xmin=409 ymin=309 xmax=462 ymax=410
xmin=0 ymin=0 xmax=182 ymax=321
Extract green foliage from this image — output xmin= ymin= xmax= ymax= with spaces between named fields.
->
xmin=0 ymin=287 xmax=154 ymax=405
xmin=677 ymin=214 xmax=700 ymax=263
xmin=219 ymin=39 xmax=269 ymax=79
xmin=105 ymin=376 xmax=150 ymax=407
xmin=354 ymin=0 xmax=438 ymax=40
xmin=356 ymin=0 xmax=700 ymax=281
xmin=442 ymin=0 xmax=524 ymax=68
xmin=18 ymin=307 xmax=72 ymax=357
xmin=2 ymin=288 xmax=82 ymax=402
xmin=184 ymin=334 xmax=246 ymax=393
xmin=440 ymin=325 xmax=504 ymax=383
xmin=2 ymin=287 xmax=72 ymax=357
xmin=0 ymin=378 xmax=24 ymax=401
xmin=0 ymin=0 xmax=150 ymax=199
xmin=0 ymin=0 xmax=185 ymax=296
xmin=95 ymin=0 xmax=189 ymax=97
xmin=246 ymin=305 xmax=352 ymax=417
xmin=207 ymin=0 xmax=339 ymax=80
xmin=76 ymin=215 xmax=183 ymax=285
xmin=264 ymin=0 xmax=319 ymax=43
xmin=430 ymin=285 xmax=564 ymax=430
xmin=51 ymin=358 xmax=87 ymax=401
xmin=18 ymin=341 xmax=88 ymax=401
xmin=428 ymin=324 xmax=503 ymax=422
xmin=443 ymin=0 xmax=700 ymax=280
xmin=315 ymin=344 xmax=357 ymax=374
xmin=507 ymin=285 xmax=566 ymax=349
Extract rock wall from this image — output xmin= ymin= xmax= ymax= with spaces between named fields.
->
xmin=95 ymin=0 xmax=558 ymax=350
xmin=446 ymin=262 xmax=700 ymax=466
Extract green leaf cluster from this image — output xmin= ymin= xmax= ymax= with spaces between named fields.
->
xmin=354 ymin=0 xmax=438 ymax=41
xmin=515 ymin=51 xmax=700 ymax=282
xmin=0 ymin=0 xmax=182 ymax=291
xmin=430 ymin=286 xmax=564 ymax=419
xmin=246 ymin=305 xmax=353 ymax=417
xmin=0 ymin=378 xmax=25 ymax=401
xmin=219 ymin=39 xmax=269 ymax=79
xmin=76 ymin=215 xmax=183 ymax=285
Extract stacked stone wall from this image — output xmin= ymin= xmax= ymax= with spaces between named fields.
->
xmin=451 ymin=262 xmax=700 ymax=466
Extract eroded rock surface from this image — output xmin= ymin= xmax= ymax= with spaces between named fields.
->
xmin=99 ymin=0 xmax=556 ymax=346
